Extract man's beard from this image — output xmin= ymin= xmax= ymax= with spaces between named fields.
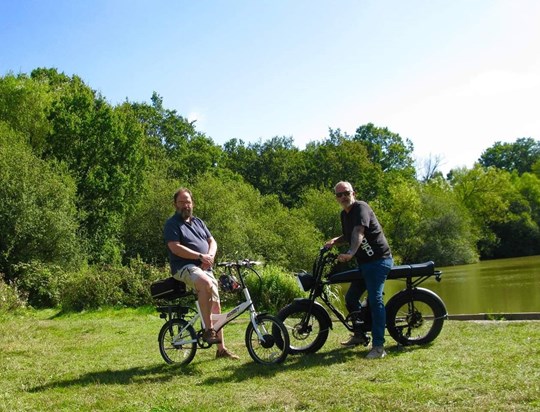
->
xmin=180 ymin=208 xmax=193 ymax=220
xmin=340 ymin=197 xmax=355 ymax=209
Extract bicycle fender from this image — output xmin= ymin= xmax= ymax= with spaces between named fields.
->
xmin=290 ymin=298 xmax=333 ymax=330
xmin=387 ymin=287 xmax=447 ymax=314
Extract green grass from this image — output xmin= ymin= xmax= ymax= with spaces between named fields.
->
xmin=0 ymin=307 xmax=538 ymax=412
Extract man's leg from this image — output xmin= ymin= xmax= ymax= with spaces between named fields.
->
xmin=361 ymin=258 xmax=393 ymax=350
xmin=341 ymin=278 xmax=369 ymax=346
xmin=345 ymin=278 xmax=366 ymax=314
xmin=193 ymin=274 xmax=215 ymax=334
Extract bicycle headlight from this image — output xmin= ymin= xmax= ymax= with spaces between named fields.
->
xmin=296 ymin=271 xmax=315 ymax=292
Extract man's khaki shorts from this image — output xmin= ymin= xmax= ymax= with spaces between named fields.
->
xmin=174 ymin=264 xmax=220 ymax=302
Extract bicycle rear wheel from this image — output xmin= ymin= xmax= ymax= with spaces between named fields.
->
xmin=386 ymin=289 xmax=446 ymax=345
xmin=245 ymin=314 xmax=289 ymax=365
xmin=158 ymin=318 xmax=197 ymax=365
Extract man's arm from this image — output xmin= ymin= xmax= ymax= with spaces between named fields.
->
xmin=347 ymin=225 xmax=365 ymax=256
xmin=338 ymin=225 xmax=365 ymax=262
xmin=325 ymin=235 xmax=345 ymax=249
xmin=167 ymin=241 xmax=200 ymax=261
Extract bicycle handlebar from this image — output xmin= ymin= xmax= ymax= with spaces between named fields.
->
xmin=217 ymin=259 xmax=263 ymax=268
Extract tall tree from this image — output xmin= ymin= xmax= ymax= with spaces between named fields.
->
xmin=0 ymin=123 xmax=81 ymax=278
xmin=451 ymin=165 xmax=539 ymax=259
xmin=353 ymin=123 xmax=416 ymax=180
xmin=32 ymin=68 xmax=146 ymax=263
xmin=479 ymin=137 xmax=540 ymax=175
xmin=131 ymin=92 xmax=221 ymax=182
xmin=304 ymin=130 xmax=384 ymax=201
xmin=0 ymin=72 xmax=52 ymax=154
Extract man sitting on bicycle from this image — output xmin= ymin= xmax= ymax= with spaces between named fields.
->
xmin=163 ymin=187 xmax=239 ymax=360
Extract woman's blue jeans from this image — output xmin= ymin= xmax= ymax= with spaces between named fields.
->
xmin=345 ymin=257 xmax=393 ymax=347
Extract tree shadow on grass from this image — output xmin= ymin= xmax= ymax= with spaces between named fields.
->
xmin=29 ymin=363 xmax=200 ymax=393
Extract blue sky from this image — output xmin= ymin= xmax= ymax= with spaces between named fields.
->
xmin=2 ymin=0 xmax=539 ymax=174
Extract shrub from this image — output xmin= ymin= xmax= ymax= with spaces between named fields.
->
xmin=0 ymin=277 xmax=25 ymax=312
xmin=60 ymin=259 xmax=169 ymax=311
xmin=239 ymin=264 xmax=305 ymax=313
xmin=11 ymin=261 xmax=68 ymax=308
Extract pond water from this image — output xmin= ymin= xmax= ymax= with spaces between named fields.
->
xmin=382 ymin=255 xmax=540 ymax=315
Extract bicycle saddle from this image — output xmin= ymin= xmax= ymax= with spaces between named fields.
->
xmin=327 ymin=261 xmax=435 ymax=283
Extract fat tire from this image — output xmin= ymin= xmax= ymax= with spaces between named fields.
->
xmin=245 ymin=314 xmax=289 ymax=365
xmin=158 ymin=318 xmax=197 ymax=365
xmin=386 ymin=289 xmax=446 ymax=345
xmin=277 ymin=301 xmax=331 ymax=354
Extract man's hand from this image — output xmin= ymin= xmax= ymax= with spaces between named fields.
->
xmin=200 ymin=253 xmax=214 ymax=270
xmin=337 ymin=253 xmax=353 ymax=263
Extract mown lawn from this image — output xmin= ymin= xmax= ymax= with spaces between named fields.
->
xmin=0 ymin=307 xmax=538 ymax=411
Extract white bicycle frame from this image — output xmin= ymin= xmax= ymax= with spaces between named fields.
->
xmin=171 ymin=285 xmax=267 ymax=346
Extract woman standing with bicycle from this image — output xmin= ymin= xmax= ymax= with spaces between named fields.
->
xmin=325 ymin=181 xmax=393 ymax=359
xmin=163 ymin=187 xmax=239 ymax=360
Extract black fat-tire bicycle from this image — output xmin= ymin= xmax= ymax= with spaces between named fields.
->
xmin=154 ymin=260 xmax=290 ymax=366
xmin=278 ymin=247 xmax=448 ymax=354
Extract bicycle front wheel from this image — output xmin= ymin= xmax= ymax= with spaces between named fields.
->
xmin=277 ymin=301 xmax=331 ymax=354
xmin=245 ymin=314 xmax=289 ymax=365
xmin=158 ymin=318 xmax=197 ymax=365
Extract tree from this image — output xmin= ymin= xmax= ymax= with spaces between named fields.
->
xmin=222 ymin=136 xmax=307 ymax=207
xmin=294 ymin=187 xmax=341 ymax=241
xmin=131 ymin=92 xmax=221 ymax=182
xmin=353 ymin=123 xmax=416 ymax=180
xmin=451 ymin=165 xmax=539 ymax=259
xmin=0 ymin=122 xmax=81 ymax=278
xmin=415 ymin=179 xmax=479 ymax=265
xmin=479 ymin=138 xmax=540 ymax=175
xmin=0 ymin=72 xmax=52 ymax=154
xmin=304 ymin=131 xmax=384 ymax=201
xmin=192 ymin=172 xmax=322 ymax=271
xmin=33 ymin=68 xmax=146 ymax=263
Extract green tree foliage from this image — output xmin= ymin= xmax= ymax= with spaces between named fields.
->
xmin=294 ymin=187 xmax=341 ymax=241
xmin=376 ymin=179 xmax=423 ymax=264
xmin=0 ymin=72 xmax=52 ymax=153
xmin=0 ymin=123 xmax=81 ymax=279
xmin=191 ymin=172 xmax=322 ymax=271
xmin=479 ymin=137 xmax=540 ymax=175
xmin=131 ymin=92 xmax=221 ymax=181
xmin=451 ymin=165 xmax=539 ymax=259
xmin=353 ymin=123 xmax=416 ymax=180
xmin=415 ymin=180 xmax=479 ymax=265
xmin=121 ymin=169 xmax=178 ymax=266
xmin=304 ymin=130 xmax=385 ymax=201
xmin=222 ymin=136 xmax=307 ymax=207
xmin=31 ymin=68 xmax=147 ymax=263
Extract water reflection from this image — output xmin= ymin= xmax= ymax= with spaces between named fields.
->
xmin=382 ymin=255 xmax=540 ymax=314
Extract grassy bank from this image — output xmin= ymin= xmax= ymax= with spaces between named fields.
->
xmin=0 ymin=307 xmax=538 ymax=411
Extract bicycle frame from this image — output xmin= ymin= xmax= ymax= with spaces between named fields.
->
xmin=155 ymin=259 xmax=290 ymax=366
xmin=303 ymin=248 xmax=444 ymax=330
xmin=170 ymin=263 xmax=266 ymax=346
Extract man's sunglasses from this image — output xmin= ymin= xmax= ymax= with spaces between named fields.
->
xmin=335 ymin=191 xmax=352 ymax=198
